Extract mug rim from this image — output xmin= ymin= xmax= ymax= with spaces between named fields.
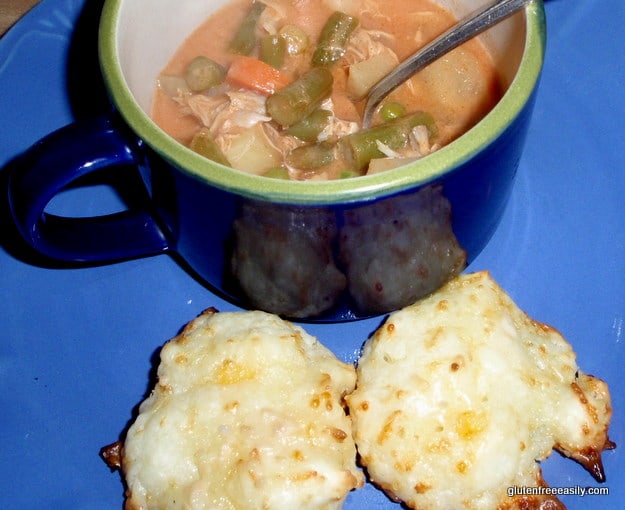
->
xmin=99 ymin=0 xmax=546 ymax=205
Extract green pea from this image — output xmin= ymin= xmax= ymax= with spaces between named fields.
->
xmin=379 ymin=102 xmax=407 ymax=122
xmin=279 ymin=24 xmax=309 ymax=55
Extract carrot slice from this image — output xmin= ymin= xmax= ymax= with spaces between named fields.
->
xmin=226 ymin=56 xmax=291 ymax=96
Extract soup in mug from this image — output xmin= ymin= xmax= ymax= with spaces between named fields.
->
xmin=151 ymin=0 xmax=502 ymax=180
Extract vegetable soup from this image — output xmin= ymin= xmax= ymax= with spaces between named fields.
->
xmin=151 ymin=0 xmax=502 ymax=180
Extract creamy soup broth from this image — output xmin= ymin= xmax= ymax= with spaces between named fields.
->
xmin=152 ymin=0 xmax=502 ymax=180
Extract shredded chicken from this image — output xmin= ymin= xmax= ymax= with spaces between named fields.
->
xmin=318 ymin=118 xmax=360 ymax=141
xmin=372 ymin=125 xmax=437 ymax=160
xmin=263 ymin=122 xmax=302 ymax=155
xmin=375 ymin=140 xmax=403 ymax=159
xmin=220 ymin=91 xmax=271 ymax=129
xmin=317 ymin=99 xmax=360 ymax=141
xmin=410 ymin=125 xmax=439 ymax=157
xmin=258 ymin=0 xmax=287 ymax=34
xmin=323 ymin=0 xmax=388 ymax=19
xmin=183 ymin=90 xmax=273 ymax=158
xmin=408 ymin=11 xmax=437 ymax=47
xmin=344 ymin=28 xmax=396 ymax=63
xmin=183 ymin=94 xmax=229 ymax=130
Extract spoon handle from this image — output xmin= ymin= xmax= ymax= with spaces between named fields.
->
xmin=362 ymin=0 xmax=533 ymax=127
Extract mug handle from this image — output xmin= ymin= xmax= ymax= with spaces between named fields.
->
xmin=8 ymin=114 xmax=171 ymax=262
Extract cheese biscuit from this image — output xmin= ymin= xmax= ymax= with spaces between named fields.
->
xmin=346 ymin=271 xmax=613 ymax=509
xmin=108 ymin=308 xmax=363 ymax=509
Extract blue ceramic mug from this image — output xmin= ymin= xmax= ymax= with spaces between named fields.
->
xmin=8 ymin=0 xmax=545 ymax=321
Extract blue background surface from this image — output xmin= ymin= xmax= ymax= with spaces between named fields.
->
xmin=1 ymin=0 xmax=623 ymax=508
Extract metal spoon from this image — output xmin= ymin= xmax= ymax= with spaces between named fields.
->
xmin=362 ymin=0 xmax=534 ymax=127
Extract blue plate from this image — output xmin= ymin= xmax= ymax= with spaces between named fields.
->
xmin=1 ymin=0 xmax=623 ymax=508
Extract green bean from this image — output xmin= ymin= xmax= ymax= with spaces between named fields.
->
xmin=286 ymin=141 xmax=336 ymax=169
xmin=279 ymin=24 xmax=309 ymax=55
xmin=189 ymin=129 xmax=230 ymax=166
xmin=260 ymin=34 xmax=286 ymax=69
xmin=341 ymin=111 xmax=436 ymax=170
xmin=312 ymin=11 xmax=358 ymax=67
xmin=185 ymin=56 xmax=226 ymax=92
xmin=229 ymin=1 xmax=265 ymax=55
xmin=285 ymin=109 xmax=332 ymax=142
xmin=266 ymin=67 xmax=333 ymax=127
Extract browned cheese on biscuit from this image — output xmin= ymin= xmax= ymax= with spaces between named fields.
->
xmin=346 ymin=271 xmax=614 ymax=510
xmin=119 ymin=308 xmax=363 ymax=509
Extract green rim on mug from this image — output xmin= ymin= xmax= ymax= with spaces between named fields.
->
xmin=98 ymin=0 xmax=546 ymax=205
